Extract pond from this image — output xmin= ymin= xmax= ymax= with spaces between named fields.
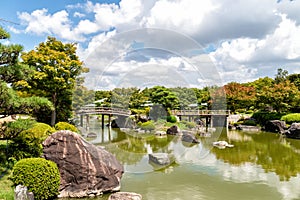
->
xmin=82 ymin=118 xmax=300 ymax=200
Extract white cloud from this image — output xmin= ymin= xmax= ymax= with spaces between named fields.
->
xmin=210 ymin=13 xmax=300 ymax=83
xmin=16 ymin=0 xmax=300 ymax=87
xmin=73 ymin=12 xmax=85 ymax=18
xmin=18 ymin=8 xmax=85 ymax=41
xmin=143 ymin=0 xmax=218 ymax=35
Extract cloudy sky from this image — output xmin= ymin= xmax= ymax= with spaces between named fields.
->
xmin=1 ymin=0 xmax=300 ymax=90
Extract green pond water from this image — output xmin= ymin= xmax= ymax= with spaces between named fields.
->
xmin=80 ymin=118 xmax=300 ymax=200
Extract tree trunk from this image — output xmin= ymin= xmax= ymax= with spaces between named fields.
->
xmin=51 ymin=93 xmax=57 ymax=126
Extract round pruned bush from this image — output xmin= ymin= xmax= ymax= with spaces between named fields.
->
xmin=281 ymin=113 xmax=300 ymax=124
xmin=140 ymin=121 xmax=155 ymax=132
xmin=10 ymin=158 xmax=60 ymax=200
xmin=167 ymin=115 xmax=177 ymax=123
xmin=55 ymin=121 xmax=78 ymax=133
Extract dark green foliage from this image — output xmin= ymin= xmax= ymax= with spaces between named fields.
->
xmin=149 ymin=86 xmax=179 ymax=110
xmin=9 ymin=123 xmax=55 ymax=159
xmin=10 ymin=158 xmax=60 ymax=200
xmin=167 ymin=115 xmax=177 ymax=123
xmin=252 ymin=111 xmax=285 ymax=126
xmin=242 ymin=119 xmax=257 ymax=126
xmin=55 ymin=121 xmax=78 ymax=133
xmin=140 ymin=121 xmax=155 ymax=132
xmin=0 ymin=81 xmax=53 ymax=117
xmin=281 ymin=113 xmax=300 ymax=124
xmin=0 ymin=119 xmax=35 ymax=140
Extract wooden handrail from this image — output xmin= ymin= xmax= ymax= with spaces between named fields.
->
xmin=171 ymin=110 xmax=230 ymax=116
xmin=76 ymin=107 xmax=230 ymax=117
xmin=76 ymin=107 xmax=131 ymax=116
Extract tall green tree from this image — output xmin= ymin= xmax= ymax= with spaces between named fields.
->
xmin=21 ymin=37 xmax=87 ymax=125
xmin=149 ymin=86 xmax=179 ymax=110
xmin=0 ymin=27 xmax=52 ymax=139
xmin=256 ymin=80 xmax=300 ymax=112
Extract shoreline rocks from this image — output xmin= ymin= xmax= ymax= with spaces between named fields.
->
xmin=108 ymin=192 xmax=142 ymax=200
xmin=264 ymin=120 xmax=286 ymax=133
xmin=285 ymin=123 xmax=300 ymax=139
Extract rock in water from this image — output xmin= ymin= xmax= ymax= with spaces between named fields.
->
xmin=264 ymin=120 xmax=286 ymax=133
xmin=108 ymin=192 xmax=142 ymax=200
xmin=14 ymin=185 xmax=34 ymax=200
xmin=181 ymin=133 xmax=199 ymax=143
xmin=285 ymin=123 xmax=300 ymax=139
xmin=148 ymin=153 xmax=170 ymax=165
xmin=42 ymin=130 xmax=124 ymax=198
xmin=166 ymin=125 xmax=180 ymax=135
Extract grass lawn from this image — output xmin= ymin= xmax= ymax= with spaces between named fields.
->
xmin=0 ymin=172 xmax=14 ymax=200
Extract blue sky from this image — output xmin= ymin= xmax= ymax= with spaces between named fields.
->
xmin=1 ymin=0 xmax=300 ymax=89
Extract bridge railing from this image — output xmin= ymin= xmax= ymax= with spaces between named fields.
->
xmin=76 ymin=107 xmax=131 ymax=116
xmin=171 ymin=110 xmax=230 ymax=116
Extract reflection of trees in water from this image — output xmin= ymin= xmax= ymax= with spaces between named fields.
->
xmin=104 ymin=131 xmax=175 ymax=165
xmin=211 ymin=130 xmax=300 ymax=181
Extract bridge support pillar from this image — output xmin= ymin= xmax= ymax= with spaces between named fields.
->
xmin=101 ymin=114 xmax=105 ymax=129
xmin=108 ymin=115 xmax=112 ymax=127
xmin=80 ymin=115 xmax=83 ymax=127
xmin=86 ymin=115 xmax=90 ymax=130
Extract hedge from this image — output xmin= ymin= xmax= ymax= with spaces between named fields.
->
xmin=55 ymin=122 xmax=78 ymax=133
xmin=281 ymin=113 xmax=300 ymax=124
xmin=252 ymin=111 xmax=285 ymax=126
xmin=10 ymin=158 xmax=60 ymax=200
xmin=140 ymin=121 xmax=155 ymax=132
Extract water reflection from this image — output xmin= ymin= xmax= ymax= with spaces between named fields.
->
xmin=81 ymin=118 xmax=300 ymax=200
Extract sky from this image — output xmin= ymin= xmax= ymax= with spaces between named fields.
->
xmin=1 ymin=0 xmax=300 ymax=90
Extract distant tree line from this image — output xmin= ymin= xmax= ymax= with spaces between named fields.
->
xmin=95 ymin=68 xmax=300 ymax=114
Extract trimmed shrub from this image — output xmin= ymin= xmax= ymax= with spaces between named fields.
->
xmin=10 ymin=158 xmax=60 ymax=200
xmin=166 ymin=115 xmax=177 ymax=123
xmin=10 ymin=123 xmax=55 ymax=159
xmin=242 ymin=119 xmax=257 ymax=126
xmin=55 ymin=122 xmax=78 ymax=133
xmin=140 ymin=121 xmax=155 ymax=132
xmin=281 ymin=113 xmax=300 ymax=124
xmin=252 ymin=111 xmax=285 ymax=126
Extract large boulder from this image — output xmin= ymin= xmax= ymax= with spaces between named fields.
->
xmin=108 ymin=192 xmax=142 ymax=200
xmin=42 ymin=130 xmax=124 ymax=198
xmin=166 ymin=125 xmax=180 ymax=135
xmin=264 ymin=120 xmax=286 ymax=133
xmin=285 ymin=123 xmax=300 ymax=139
